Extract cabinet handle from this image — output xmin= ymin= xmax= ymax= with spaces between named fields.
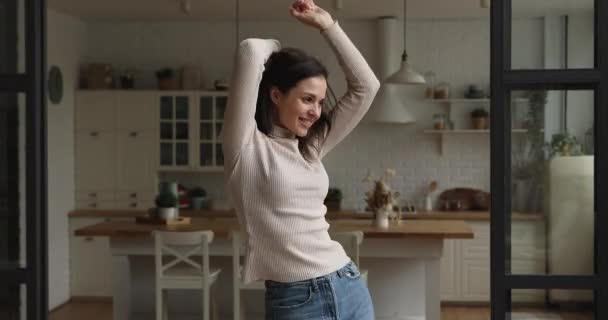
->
xmin=90 ymin=131 xmax=99 ymax=137
xmin=130 ymin=132 xmax=138 ymax=137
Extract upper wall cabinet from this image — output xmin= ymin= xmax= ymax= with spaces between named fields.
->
xmin=75 ymin=91 xmax=118 ymax=131
xmin=158 ymin=91 xmax=226 ymax=172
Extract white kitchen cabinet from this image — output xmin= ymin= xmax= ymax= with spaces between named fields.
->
xmin=69 ymin=217 xmax=112 ymax=297
xmin=75 ymin=130 xmax=117 ymax=192
xmin=117 ymin=92 xmax=157 ymax=131
xmin=75 ymin=90 xmax=159 ymax=209
xmin=116 ymin=130 xmax=157 ymax=192
xmin=69 ymin=216 xmax=134 ymax=297
xmin=75 ymin=91 xmax=117 ymax=131
xmin=440 ymin=220 xmax=546 ymax=302
xmin=158 ymin=91 xmax=226 ymax=171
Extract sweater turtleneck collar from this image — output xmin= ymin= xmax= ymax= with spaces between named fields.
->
xmin=269 ymin=124 xmax=297 ymax=140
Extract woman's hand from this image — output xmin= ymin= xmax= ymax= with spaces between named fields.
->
xmin=289 ymin=0 xmax=334 ymax=31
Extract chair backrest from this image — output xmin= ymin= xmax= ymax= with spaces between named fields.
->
xmin=153 ymin=230 xmax=214 ymax=281
xmin=330 ymin=231 xmax=364 ymax=266
xmin=230 ymin=230 xmax=246 ymax=282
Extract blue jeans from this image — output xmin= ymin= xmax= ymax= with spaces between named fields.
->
xmin=264 ymin=261 xmax=374 ymax=320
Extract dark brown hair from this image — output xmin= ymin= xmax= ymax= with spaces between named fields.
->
xmin=255 ymin=48 xmax=337 ymax=161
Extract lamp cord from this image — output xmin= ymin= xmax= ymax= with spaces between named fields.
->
xmin=235 ymin=0 xmax=240 ymax=50
xmin=402 ymin=0 xmax=408 ymax=61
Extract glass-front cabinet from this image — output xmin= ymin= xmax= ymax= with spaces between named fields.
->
xmin=159 ymin=91 xmax=226 ymax=171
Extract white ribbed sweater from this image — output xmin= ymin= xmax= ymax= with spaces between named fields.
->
xmin=221 ymin=21 xmax=380 ymax=283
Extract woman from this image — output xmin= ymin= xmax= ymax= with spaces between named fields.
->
xmin=222 ymin=0 xmax=380 ymax=318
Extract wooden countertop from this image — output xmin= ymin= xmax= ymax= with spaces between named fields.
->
xmin=69 ymin=209 xmax=544 ymax=221
xmin=74 ymin=217 xmax=474 ymax=239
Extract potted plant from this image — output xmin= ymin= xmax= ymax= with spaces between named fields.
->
xmin=324 ymin=188 xmax=343 ymax=211
xmin=155 ymin=192 xmax=178 ymax=220
xmin=189 ymin=187 xmax=208 ymax=210
xmin=547 ymin=132 xmax=582 ymax=157
xmin=155 ymin=68 xmax=177 ymax=90
xmin=471 ymin=108 xmax=489 ymax=129
xmin=363 ymin=169 xmax=400 ymax=229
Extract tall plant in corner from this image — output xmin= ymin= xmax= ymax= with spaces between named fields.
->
xmin=512 ymin=90 xmax=547 ymax=212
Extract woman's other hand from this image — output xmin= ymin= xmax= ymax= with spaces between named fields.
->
xmin=289 ymin=0 xmax=334 ymax=31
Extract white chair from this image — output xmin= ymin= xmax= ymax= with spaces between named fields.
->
xmin=231 ymin=231 xmax=265 ymax=320
xmin=153 ymin=230 xmax=222 ymax=320
xmin=330 ymin=230 xmax=369 ymax=286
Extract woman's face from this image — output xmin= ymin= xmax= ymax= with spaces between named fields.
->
xmin=271 ymin=75 xmax=327 ymax=137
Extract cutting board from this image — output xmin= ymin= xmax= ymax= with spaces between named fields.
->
xmin=438 ymin=188 xmax=490 ymax=211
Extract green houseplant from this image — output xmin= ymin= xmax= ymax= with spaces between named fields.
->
xmin=188 ymin=187 xmax=209 ymax=210
xmin=470 ymin=108 xmax=489 ymax=130
xmin=155 ymin=68 xmax=177 ymax=90
xmin=324 ymin=188 xmax=343 ymax=211
xmin=155 ymin=192 xmax=178 ymax=220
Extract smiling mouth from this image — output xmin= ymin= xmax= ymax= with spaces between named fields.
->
xmin=299 ymin=117 xmax=314 ymax=128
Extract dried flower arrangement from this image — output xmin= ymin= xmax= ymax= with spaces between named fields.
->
xmin=363 ymin=168 xmax=400 ymax=216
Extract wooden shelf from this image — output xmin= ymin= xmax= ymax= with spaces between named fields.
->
xmin=425 ymin=98 xmax=529 ymax=104
xmin=424 ymin=129 xmax=532 ymax=155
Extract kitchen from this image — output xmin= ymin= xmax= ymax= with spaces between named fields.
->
xmin=16 ymin=0 xmax=599 ymax=320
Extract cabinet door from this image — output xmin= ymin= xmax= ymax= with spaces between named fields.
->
xmin=197 ymin=94 xmax=226 ymax=168
xmin=461 ymin=259 xmax=490 ymax=301
xmin=159 ymin=94 xmax=192 ymax=168
xmin=75 ymin=131 xmax=116 ymax=191
xmin=75 ymin=91 xmax=117 ymax=131
xmin=116 ymin=130 xmax=157 ymax=191
xmin=440 ymin=239 xmax=459 ymax=301
xmin=117 ymin=91 xmax=157 ymax=131
xmin=69 ymin=218 xmax=112 ymax=297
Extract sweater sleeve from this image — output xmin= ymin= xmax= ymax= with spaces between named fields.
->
xmin=318 ymin=22 xmax=380 ymax=158
xmin=221 ymin=38 xmax=281 ymax=167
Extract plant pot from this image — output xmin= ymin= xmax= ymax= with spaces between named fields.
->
xmin=374 ymin=209 xmax=390 ymax=229
xmin=472 ymin=117 xmax=488 ymax=130
xmin=157 ymin=207 xmax=177 ymax=220
xmin=190 ymin=196 xmax=209 ymax=210
xmin=324 ymin=199 xmax=341 ymax=211
xmin=158 ymin=77 xmax=178 ymax=90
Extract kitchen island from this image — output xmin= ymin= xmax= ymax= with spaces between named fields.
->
xmin=75 ymin=213 xmax=473 ymax=320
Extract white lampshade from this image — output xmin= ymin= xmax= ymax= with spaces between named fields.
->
xmin=368 ymin=85 xmax=415 ymax=124
xmin=385 ymin=59 xmax=426 ymax=85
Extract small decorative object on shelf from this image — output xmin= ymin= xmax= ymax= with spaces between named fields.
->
xmin=119 ymin=69 xmax=136 ymax=89
xmin=470 ymin=107 xmax=489 ymax=129
xmin=188 ymin=187 xmax=208 ymax=210
xmin=155 ymin=192 xmax=178 ymax=220
xmin=432 ymin=113 xmax=446 ymax=130
xmin=434 ymin=82 xmax=450 ymax=99
xmin=363 ymin=168 xmax=400 ymax=229
xmin=324 ymin=187 xmax=343 ymax=211
xmin=156 ymin=67 xmax=178 ymax=90
xmin=547 ymin=132 xmax=583 ymax=157
xmin=423 ymin=180 xmax=438 ymax=212
xmin=464 ymin=85 xmax=486 ymax=99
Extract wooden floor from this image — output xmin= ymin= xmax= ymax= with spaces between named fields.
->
xmin=49 ymin=301 xmax=593 ymax=320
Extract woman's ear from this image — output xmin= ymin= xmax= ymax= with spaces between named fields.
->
xmin=270 ymin=87 xmax=282 ymax=106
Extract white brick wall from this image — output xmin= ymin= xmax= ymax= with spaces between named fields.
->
xmin=88 ymin=17 xmax=545 ymax=211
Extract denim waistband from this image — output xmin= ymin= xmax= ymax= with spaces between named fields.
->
xmin=265 ymin=260 xmax=353 ymax=290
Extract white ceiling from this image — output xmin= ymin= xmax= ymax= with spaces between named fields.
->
xmin=47 ymin=0 xmax=594 ymax=21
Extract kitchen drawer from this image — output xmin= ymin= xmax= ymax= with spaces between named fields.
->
xmin=76 ymin=199 xmax=115 ymax=209
xmin=76 ymin=190 xmax=115 ymax=200
xmin=115 ymin=190 xmax=156 ymax=200
xmin=114 ymin=198 xmax=154 ymax=210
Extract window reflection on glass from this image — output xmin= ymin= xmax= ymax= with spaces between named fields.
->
xmin=200 ymin=143 xmax=213 ymax=166
xmin=200 ymin=123 xmax=213 ymax=141
xmin=215 ymin=123 xmax=223 ymax=140
xmin=510 ymin=90 xmax=594 ymax=276
xmin=160 ymin=96 xmax=173 ymax=120
xmin=175 ymin=96 xmax=189 ymax=119
xmin=160 ymin=122 xmax=173 ymax=140
xmin=200 ymin=97 xmax=213 ymax=120
xmin=216 ymin=143 xmax=224 ymax=166
xmin=511 ymin=0 xmax=594 ymax=70
xmin=175 ymin=122 xmax=189 ymax=140
xmin=216 ymin=97 xmax=227 ymax=120
xmin=160 ymin=143 xmax=173 ymax=166
xmin=509 ymin=289 xmax=593 ymax=320
xmin=175 ymin=143 xmax=188 ymax=165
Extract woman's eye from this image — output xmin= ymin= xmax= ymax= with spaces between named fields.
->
xmin=304 ymin=97 xmax=314 ymax=103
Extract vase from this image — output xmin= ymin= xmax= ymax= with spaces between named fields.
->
xmin=374 ymin=208 xmax=390 ymax=229
xmin=157 ymin=207 xmax=177 ymax=220
xmin=472 ymin=117 xmax=488 ymax=130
